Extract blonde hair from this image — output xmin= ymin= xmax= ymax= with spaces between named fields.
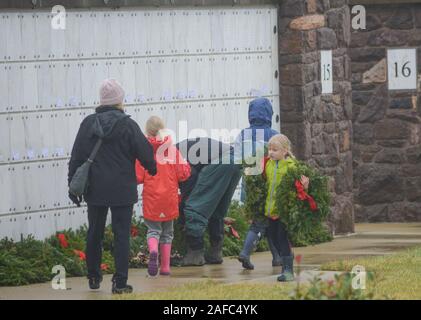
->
xmin=146 ymin=116 xmax=165 ymax=137
xmin=268 ymin=134 xmax=295 ymax=159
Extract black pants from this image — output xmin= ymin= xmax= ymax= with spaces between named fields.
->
xmin=86 ymin=204 xmax=133 ymax=288
xmin=267 ymin=219 xmax=292 ymax=257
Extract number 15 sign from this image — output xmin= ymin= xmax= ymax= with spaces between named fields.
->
xmin=387 ymin=49 xmax=417 ymax=90
xmin=321 ymin=50 xmax=333 ymax=94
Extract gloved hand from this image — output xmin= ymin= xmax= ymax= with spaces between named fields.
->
xmin=68 ymin=192 xmax=83 ymax=207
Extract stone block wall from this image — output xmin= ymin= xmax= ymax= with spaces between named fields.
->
xmin=278 ymin=0 xmax=354 ymax=234
xmin=4 ymin=0 xmax=419 ymax=230
xmin=351 ymin=3 xmax=421 ymax=222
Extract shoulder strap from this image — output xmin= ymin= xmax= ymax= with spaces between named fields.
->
xmin=87 ymin=138 xmax=103 ymax=163
xmin=87 ymin=113 xmax=129 ymax=163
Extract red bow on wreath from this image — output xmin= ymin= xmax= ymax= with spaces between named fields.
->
xmin=224 ymin=218 xmax=240 ymax=239
xmin=73 ymin=250 xmax=86 ymax=261
xmin=295 ymin=180 xmax=318 ymax=211
xmin=57 ymin=233 xmax=69 ymax=248
xmin=130 ymin=225 xmax=139 ymax=238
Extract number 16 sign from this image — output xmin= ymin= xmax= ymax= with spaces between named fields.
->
xmin=387 ymin=48 xmax=417 ymax=90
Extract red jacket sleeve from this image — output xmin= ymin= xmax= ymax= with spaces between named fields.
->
xmin=174 ymin=149 xmax=191 ymax=182
xmin=135 ymin=160 xmax=146 ymax=184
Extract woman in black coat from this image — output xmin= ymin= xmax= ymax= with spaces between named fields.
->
xmin=68 ymin=79 xmax=156 ymax=294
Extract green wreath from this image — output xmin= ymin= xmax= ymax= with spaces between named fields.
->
xmin=243 ymin=173 xmax=267 ymax=223
xmin=244 ymin=160 xmax=332 ymax=247
xmin=275 ymin=160 xmax=332 ymax=246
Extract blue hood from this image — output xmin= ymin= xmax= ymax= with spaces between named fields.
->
xmin=248 ymin=97 xmax=273 ymax=128
xmin=234 ymin=97 xmax=279 ymax=166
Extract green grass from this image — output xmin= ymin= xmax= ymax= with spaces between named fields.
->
xmin=320 ymin=246 xmax=421 ymax=300
xmin=117 ymin=246 xmax=421 ymax=300
xmin=115 ymin=280 xmax=295 ymax=300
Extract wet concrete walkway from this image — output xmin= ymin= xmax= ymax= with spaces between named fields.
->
xmin=1 ymin=223 xmax=421 ymax=300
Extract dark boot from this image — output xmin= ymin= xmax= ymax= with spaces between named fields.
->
xmin=277 ymin=256 xmax=294 ymax=282
xmin=88 ymin=276 xmax=102 ymax=290
xmin=111 ymin=280 xmax=133 ymax=294
xmin=205 ymin=239 xmax=224 ymax=264
xmin=238 ymin=255 xmax=254 ymax=270
xmin=182 ymin=247 xmax=205 ymax=266
xmin=237 ymin=230 xmax=260 ymax=270
xmin=268 ymin=236 xmax=282 ymax=267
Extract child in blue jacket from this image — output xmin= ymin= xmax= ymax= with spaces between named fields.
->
xmin=233 ymin=97 xmax=280 ymax=270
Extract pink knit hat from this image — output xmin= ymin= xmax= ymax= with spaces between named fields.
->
xmin=99 ymin=79 xmax=125 ymax=106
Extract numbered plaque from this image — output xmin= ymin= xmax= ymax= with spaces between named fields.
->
xmin=321 ymin=50 xmax=333 ymax=94
xmin=387 ymin=49 xmax=417 ymax=90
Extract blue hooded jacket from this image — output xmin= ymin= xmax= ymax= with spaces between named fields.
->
xmin=234 ymin=97 xmax=279 ymax=201
xmin=246 ymin=97 xmax=278 ymax=142
xmin=234 ymin=97 xmax=279 ymax=160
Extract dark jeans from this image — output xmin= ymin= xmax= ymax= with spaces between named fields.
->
xmin=86 ymin=204 xmax=133 ymax=288
xmin=267 ymin=219 xmax=292 ymax=257
xmin=249 ymin=219 xmax=269 ymax=237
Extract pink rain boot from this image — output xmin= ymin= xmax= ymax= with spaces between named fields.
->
xmin=160 ymin=243 xmax=171 ymax=276
xmin=147 ymin=237 xmax=159 ymax=276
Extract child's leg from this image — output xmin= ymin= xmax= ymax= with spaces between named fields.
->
xmin=266 ymin=219 xmax=281 ymax=252
xmin=144 ymin=219 xmax=162 ymax=276
xmin=278 ymin=221 xmax=293 ymax=257
xmin=267 ymin=232 xmax=283 ymax=266
xmin=159 ymin=220 xmax=174 ymax=275
xmin=238 ymin=220 xmax=265 ymax=270
xmin=268 ymin=219 xmax=294 ymax=282
xmin=267 ymin=218 xmax=292 ymax=257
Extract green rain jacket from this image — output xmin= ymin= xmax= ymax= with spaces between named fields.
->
xmin=264 ymin=157 xmax=296 ymax=219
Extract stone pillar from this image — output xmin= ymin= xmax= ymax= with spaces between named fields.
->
xmin=278 ymin=0 xmax=354 ymax=234
xmin=351 ymin=4 xmax=421 ymax=222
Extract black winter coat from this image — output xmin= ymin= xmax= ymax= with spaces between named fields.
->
xmin=176 ymin=137 xmax=233 ymax=201
xmin=68 ymin=106 xmax=157 ymax=206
